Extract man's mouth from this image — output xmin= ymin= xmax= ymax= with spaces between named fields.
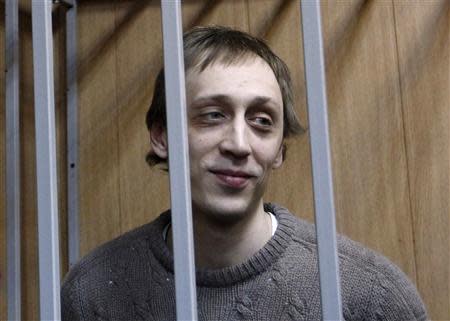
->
xmin=209 ymin=169 xmax=254 ymax=189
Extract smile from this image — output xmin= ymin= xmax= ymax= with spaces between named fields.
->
xmin=210 ymin=169 xmax=254 ymax=189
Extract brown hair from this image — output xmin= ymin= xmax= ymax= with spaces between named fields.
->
xmin=146 ymin=26 xmax=304 ymax=166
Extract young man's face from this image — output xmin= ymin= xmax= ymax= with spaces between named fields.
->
xmin=185 ymin=56 xmax=284 ymax=222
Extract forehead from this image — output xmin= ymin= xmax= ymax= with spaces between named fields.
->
xmin=185 ymin=57 xmax=282 ymax=106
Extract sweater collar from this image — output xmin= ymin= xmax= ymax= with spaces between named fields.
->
xmin=148 ymin=203 xmax=297 ymax=287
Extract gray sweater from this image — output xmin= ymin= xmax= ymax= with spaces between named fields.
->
xmin=61 ymin=203 xmax=427 ymax=321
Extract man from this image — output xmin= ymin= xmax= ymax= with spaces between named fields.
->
xmin=62 ymin=26 xmax=427 ymax=320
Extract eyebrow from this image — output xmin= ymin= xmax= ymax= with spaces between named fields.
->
xmin=190 ymin=94 xmax=280 ymax=109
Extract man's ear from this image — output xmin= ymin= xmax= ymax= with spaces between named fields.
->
xmin=150 ymin=123 xmax=168 ymax=160
xmin=272 ymin=143 xmax=284 ymax=169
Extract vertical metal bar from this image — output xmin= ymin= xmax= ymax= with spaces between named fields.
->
xmin=66 ymin=0 xmax=79 ymax=267
xmin=31 ymin=1 xmax=62 ymax=320
xmin=5 ymin=0 xmax=21 ymax=320
xmin=300 ymin=1 xmax=343 ymax=320
xmin=161 ymin=1 xmax=198 ymax=321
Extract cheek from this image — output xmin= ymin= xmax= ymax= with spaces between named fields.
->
xmin=255 ymin=140 xmax=283 ymax=166
xmin=188 ymin=135 xmax=213 ymax=161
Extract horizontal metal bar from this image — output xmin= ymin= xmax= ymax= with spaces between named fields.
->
xmin=31 ymin=1 xmax=62 ymax=320
xmin=161 ymin=1 xmax=198 ymax=321
xmin=300 ymin=1 xmax=343 ymax=320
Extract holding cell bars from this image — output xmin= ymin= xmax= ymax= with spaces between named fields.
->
xmin=27 ymin=1 xmax=341 ymax=319
xmin=6 ymin=0 xmax=20 ymax=320
xmin=31 ymin=1 xmax=62 ymax=320
xmin=161 ymin=2 xmax=198 ymax=320
xmin=7 ymin=1 xmax=427 ymax=320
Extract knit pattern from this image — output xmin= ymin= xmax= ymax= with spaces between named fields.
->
xmin=61 ymin=204 xmax=428 ymax=321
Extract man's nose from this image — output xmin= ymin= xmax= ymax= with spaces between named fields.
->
xmin=219 ymin=119 xmax=251 ymax=158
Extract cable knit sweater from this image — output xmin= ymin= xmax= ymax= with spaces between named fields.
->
xmin=61 ymin=203 xmax=428 ymax=321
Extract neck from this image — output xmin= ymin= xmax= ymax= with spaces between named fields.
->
xmin=168 ymin=202 xmax=272 ymax=269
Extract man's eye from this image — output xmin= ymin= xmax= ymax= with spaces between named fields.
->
xmin=200 ymin=111 xmax=225 ymax=122
xmin=251 ymin=116 xmax=273 ymax=128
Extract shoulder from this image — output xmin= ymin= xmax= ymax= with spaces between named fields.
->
xmin=267 ymin=203 xmax=428 ymax=320
xmin=336 ymin=235 xmax=427 ymax=320
xmin=64 ymin=212 xmax=168 ymax=283
xmin=61 ymin=212 xmax=171 ymax=318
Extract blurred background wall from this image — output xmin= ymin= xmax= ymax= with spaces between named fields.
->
xmin=0 ymin=0 xmax=448 ymax=319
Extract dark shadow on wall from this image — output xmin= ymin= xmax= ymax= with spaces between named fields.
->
xmin=323 ymin=0 xmax=372 ymax=80
xmin=392 ymin=0 xmax=449 ymax=90
xmin=184 ymin=0 xmax=220 ymax=29
xmin=251 ymin=0 xmax=291 ymax=39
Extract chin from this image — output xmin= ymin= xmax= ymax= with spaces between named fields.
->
xmin=193 ymin=197 xmax=257 ymax=225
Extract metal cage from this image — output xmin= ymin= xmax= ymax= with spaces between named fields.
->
xmin=5 ymin=1 xmax=342 ymax=320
